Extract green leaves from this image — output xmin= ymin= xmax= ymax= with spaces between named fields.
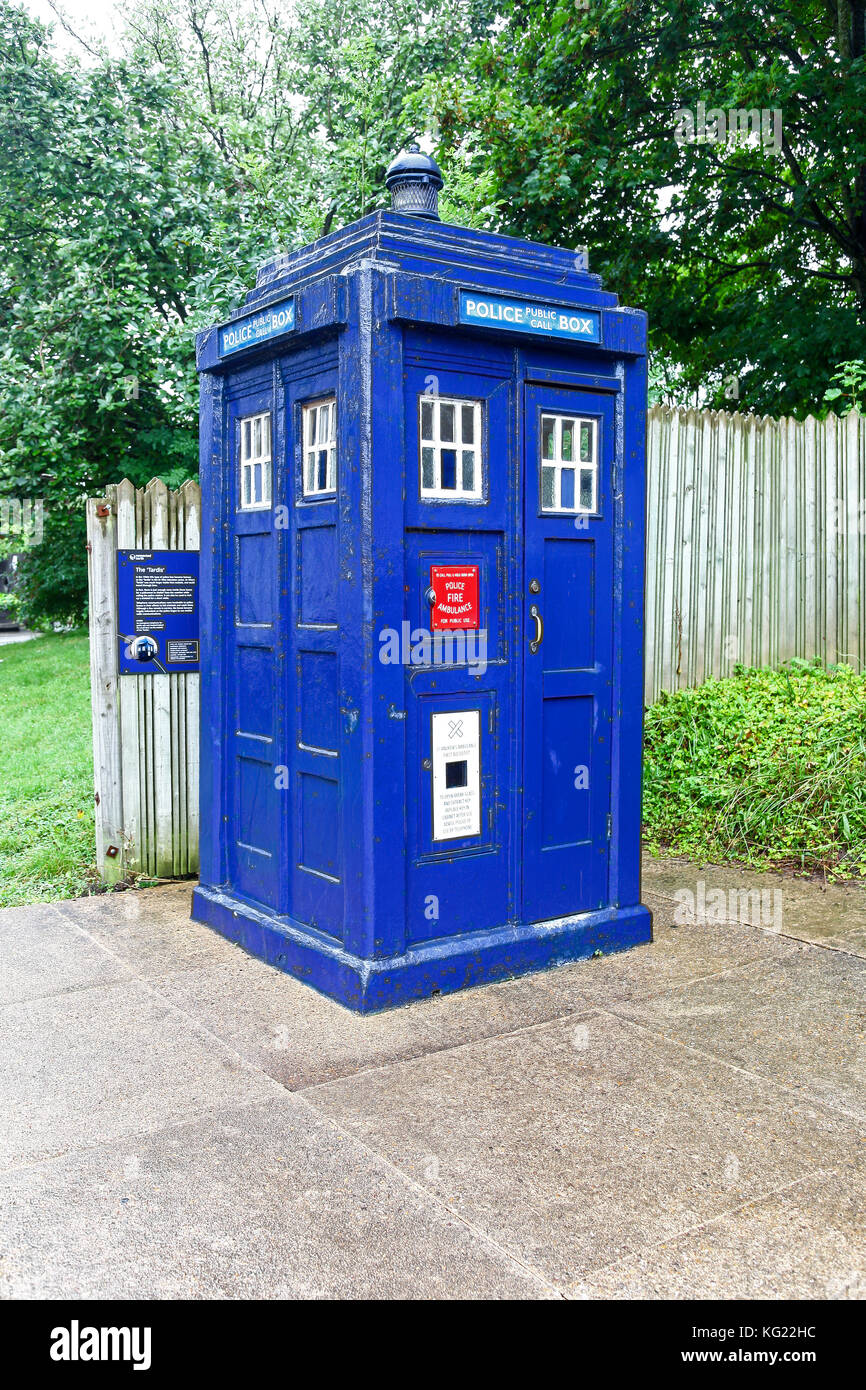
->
xmin=427 ymin=0 xmax=866 ymax=418
xmin=0 ymin=0 xmax=494 ymax=625
xmin=644 ymin=661 xmax=866 ymax=880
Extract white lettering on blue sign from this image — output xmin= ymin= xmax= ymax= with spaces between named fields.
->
xmin=459 ymin=291 xmax=600 ymax=343
xmin=218 ymin=298 xmax=295 ymax=356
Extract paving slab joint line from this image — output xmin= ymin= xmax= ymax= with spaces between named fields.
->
xmin=646 ymin=886 xmax=866 ymax=959
xmin=288 ymin=1089 xmax=564 ymax=1299
xmin=295 ymin=946 xmax=803 ymax=1097
xmin=38 ymin=909 xmax=565 ymax=1293
xmin=562 ymin=1167 xmax=838 ymax=1295
xmin=0 ymin=971 xmax=137 ymax=1011
xmin=601 ymin=1007 xmax=866 ymax=1126
xmin=0 ymin=1091 xmax=287 ymax=1180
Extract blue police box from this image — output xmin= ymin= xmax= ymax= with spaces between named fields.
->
xmin=192 ymin=147 xmax=652 ymax=1011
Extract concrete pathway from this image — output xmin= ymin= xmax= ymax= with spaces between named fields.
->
xmin=1 ymin=856 xmax=864 ymax=1299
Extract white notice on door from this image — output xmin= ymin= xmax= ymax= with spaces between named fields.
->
xmin=431 ymin=709 xmax=481 ymax=841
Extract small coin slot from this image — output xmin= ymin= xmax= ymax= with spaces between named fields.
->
xmin=445 ymin=759 xmax=468 ymax=789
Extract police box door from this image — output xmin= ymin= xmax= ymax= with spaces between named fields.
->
xmin=522 ymin=384 xmax=616 ymax=922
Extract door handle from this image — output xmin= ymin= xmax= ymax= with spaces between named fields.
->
xmin=529 ymin=604 xmax=544 ymax=654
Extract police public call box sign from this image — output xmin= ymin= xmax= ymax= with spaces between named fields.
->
xmin=117 ymin=550 xmax=200 ymax=674
xmin=218 ymin=296 xmax=295 ymax=356
xmin=459 ymin=290 xmax=600 ymax=343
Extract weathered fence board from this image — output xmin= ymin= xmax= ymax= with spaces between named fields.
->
xmin=87 ymin=479 xmax=201 ymax=883
xmin=645 ymin=406 xmax=866 ymax=702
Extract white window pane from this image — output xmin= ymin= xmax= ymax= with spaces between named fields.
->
xmin=421 ymin=399 xmax=434 ymax=440
xmin=561 ymin=420 xmax=574 ymax=462
xmin=580 ymin=468 xmax=595 ymax=510
xmin=461 ymin=405 xmax=475 ymax=444
xmin=580 ymin=421 xmax=593 ymax=462
xmin=421 ymin=447 xmax=435 ymax=490
xmin=541 ymin=466 xmax=555 ymax=510
xmin=542 ymin=417 xmax=556 ymax=461
xmin=243 ymin=420 xmax=251 ymax=459
xmin=439 ymin=402 xmax=455 ymax=443
xmin=461 ymin=451 xmax=474 ymax=492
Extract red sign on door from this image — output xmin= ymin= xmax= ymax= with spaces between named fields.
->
xmin=429 ymin=565 xmax=480 ymax=630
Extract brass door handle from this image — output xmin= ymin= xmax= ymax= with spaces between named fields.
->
xmin=529 ymin=604 xmax=543 ymax=653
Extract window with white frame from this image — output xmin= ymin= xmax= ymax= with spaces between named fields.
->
xmin=540 ymin=414 xmax=598 ymax=513
xmin=302 ymin=397 xmax=337 ymax=496
xmin=239 ymin=411 xmax=272 ymax=510
xmin=419 ymin=395 xmax=483 ymax=499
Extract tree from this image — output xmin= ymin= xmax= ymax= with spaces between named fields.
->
xmin=425 ymin=0 xmax=866 ymax=415
xmin=0 ymin=3 xmax=211 ymax=621
xmin=0 ymin=0 xmax=498 ymax=625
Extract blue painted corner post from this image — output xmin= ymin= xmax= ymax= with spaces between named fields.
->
xmin=191 ymin=199 xmax=652 ymax=1011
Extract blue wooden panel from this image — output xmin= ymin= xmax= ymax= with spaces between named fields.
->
xmin=298 ymin=526 xmax=337 ymax=625
xmin=236 ymin=645 xmax=274 ymax=739
xmin=298 ymin=650 xmax=339 ymax=752
xmin=299 ymin=772 xmax=340 ymax=878
xmin=542 ymin=539 xmax=596 ymax=671
xmin=236 ymin=533 xmax=275 ymax=625
xmin=541 ymin=694 xmax=593 ymax=848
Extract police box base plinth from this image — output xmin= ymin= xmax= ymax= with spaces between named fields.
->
xmin=191 ymin=886 xmax=653 ymax=1014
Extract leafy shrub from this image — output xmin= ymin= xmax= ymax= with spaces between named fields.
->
xmin=643 ymin=660 xmax=866 ymax=880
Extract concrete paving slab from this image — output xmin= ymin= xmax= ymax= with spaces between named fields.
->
xmin=3 ymin=864 xmax=866 ymax=1298
xmin=520 ymin=891 xmax=796 ymax=1018
xmin=0 ymin=901 xmax=131 ymax=1005
xmin=150 ymin=949 xmax=571 ymax=1091
xmin=571 ymin=1170 xmax=866 ymax=1300
xmin=0 ymin=1096 xmax=553 ymax=1300
xmin=613 ymin=945 xmax=866 ymax=1120
xmin=0 ymin=979 xmax=276 ymax=1170
xmin=145 ymin=880 xmax=797 ymax=1090
xmin=54 ymin=884 xmax=230 ymax=979
xmin=305 ymin=1011 xmax=863 ymax=1288
xmin=642 ymin=854 xmax=866 ymax=957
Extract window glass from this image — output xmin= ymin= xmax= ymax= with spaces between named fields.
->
xmin=418 ymin=396 xmax=484 ymax=500
xmin=302 ymin=398 xmax=337 ymax=497
xmin=238 ymin=411 xmax=272 ymax=511
xmin=539 ymin=414 xmax=598 ymax=514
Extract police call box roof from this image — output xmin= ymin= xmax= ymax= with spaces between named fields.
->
xmin=196 ymin=208 xmax=647 ymax=373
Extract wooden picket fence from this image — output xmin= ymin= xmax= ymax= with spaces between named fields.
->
xmin=645 ymin=406 xmax=866 ymax=702
xmin=86 ymin=478 xmax=200 ymax=884
xmin=87 ymin=408 xmax=866 ymax=880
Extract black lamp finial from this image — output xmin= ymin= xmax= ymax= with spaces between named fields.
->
xmin=385 ymin=143 xmax=444 ymax=221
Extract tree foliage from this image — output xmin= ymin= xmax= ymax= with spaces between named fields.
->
xmin=2 ymin=0 xmax=865 ymax=626
xmin=0 ymin=0 xmax=497 ymax=624
xmin=425 ymin=0 xmax=866 ymax=414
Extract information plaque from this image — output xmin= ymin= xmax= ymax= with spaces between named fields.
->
xmin=117 ymin=550 xmax=200 ymax=674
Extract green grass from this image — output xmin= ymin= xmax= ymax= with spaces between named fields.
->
xmin=0 ymin=631 xmax=97 ymax=906
xmin=643 ymin=659 xmax=866 ymax=880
